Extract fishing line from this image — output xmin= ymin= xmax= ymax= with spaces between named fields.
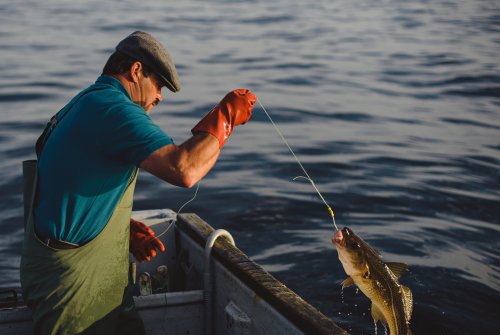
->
xmin=152 ymin=98 xmax=339 ymax=238
xmin=155 ymin=182 xmax=201 ymax=239
xmin=257 ymin=99 xmax=339 ymax=231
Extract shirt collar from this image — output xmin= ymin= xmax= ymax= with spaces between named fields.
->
xmin=95 ymin=75 xmax=131 ymax=100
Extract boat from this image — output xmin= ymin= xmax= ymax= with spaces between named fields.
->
xmin=0 ymin=208 xmax=348 ymax=334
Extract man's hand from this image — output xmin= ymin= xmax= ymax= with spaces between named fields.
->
xmin=130 ymin=218 xmax=165 ymax=262
xmin=191 ymin=89 xmax=257 ymax=148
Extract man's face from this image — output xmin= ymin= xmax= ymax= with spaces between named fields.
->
xmin=135 ymin=71 xmax=163 ymax=113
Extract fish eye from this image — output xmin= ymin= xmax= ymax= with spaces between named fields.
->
xmin=350 ymin=242 xmax=361 ymax=249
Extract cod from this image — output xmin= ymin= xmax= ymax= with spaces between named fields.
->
xmin=332 ymin=227 xmax=413 ymax=335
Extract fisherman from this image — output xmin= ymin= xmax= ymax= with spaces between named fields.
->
xmin=20 ymin=31 xmax=256 ymax=334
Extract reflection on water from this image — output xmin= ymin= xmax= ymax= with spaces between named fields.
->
xmin=1 ymin=1 xmax=499 ymax=334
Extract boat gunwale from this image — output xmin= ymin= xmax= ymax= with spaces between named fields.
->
xmin=176 ymin=213 xmax=347 ymax=335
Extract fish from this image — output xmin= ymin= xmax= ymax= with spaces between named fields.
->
xmin=332 ymin=227 xmax=413 ymax=335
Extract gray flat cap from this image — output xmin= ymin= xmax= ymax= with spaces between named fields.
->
xmin=116 ymin=31 xmax=180 ymax=92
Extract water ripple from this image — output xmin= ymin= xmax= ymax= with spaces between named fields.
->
xmin=440 ymin=117 xmax=500 ymax=130
xmin=1 ymin=1 xmax=500 ymax=334
xmin=444 ymin=87 xmax=500 ymax=98
xmin=0 ymin=92 xmax=54 ymax=102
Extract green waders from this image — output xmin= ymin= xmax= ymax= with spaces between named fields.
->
xmin=20 ymin=168 xmax=145 ymax=335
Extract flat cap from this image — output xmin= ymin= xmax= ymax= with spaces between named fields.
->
xmin=116 ymin=31 xmax=180 ymax=92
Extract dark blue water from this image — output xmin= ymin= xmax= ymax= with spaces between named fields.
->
xmin=1 ymin=1 xmax=499 ymax=334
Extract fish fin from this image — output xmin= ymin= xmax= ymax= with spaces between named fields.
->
xmin=370 ymin=303 xmax=387 ymax=327
xmin=401 ymin=285 xmax=413 ymax=320
xmin=341 ymin=277 xmax=354 ymax=288
xmin=386 ymin=262 xmax=408 ymax=278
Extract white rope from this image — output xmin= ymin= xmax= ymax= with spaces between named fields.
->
xmin=155 ymin=182 xmax=201 ymax=239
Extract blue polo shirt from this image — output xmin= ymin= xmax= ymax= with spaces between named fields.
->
xmin=34 ymin=76 xmax=173 ymax=244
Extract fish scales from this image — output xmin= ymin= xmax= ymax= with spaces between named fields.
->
xmin=364 ymin=254 xmax=408 ymax=334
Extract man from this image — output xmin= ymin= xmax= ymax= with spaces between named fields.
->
xmin=20 ymin=31 xmax=256 ymax=334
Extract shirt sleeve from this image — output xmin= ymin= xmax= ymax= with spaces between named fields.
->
xmin=96 ymin=102 xmax=174 ymax=166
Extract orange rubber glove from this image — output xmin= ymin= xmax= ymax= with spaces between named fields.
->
xmin=191 ymin=89 xmax=257 ymax=148
xmin=130 ymin=218 xmax=165 ymax=263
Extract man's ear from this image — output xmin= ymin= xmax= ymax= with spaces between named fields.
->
xmin=129 ymin=61 xmax=143 ymax=83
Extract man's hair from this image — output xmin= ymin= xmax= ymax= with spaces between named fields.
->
xmin=102 ymin=51 xmax=154 ymax=77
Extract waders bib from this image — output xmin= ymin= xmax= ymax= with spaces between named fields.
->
xmin=21 ymin=168 xmax=143 ymax=334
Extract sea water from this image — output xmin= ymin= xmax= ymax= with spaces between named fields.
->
xmin=1 ymin=1 xmax=499 ymax=334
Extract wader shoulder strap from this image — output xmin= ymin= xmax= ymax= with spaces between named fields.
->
xmin=35 ymin=86 xmax=107 ymax=157
xmin=22 ymin=160 xmax=38 ymax=228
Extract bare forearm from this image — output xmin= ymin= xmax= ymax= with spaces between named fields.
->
xmin=140 ymin=132 xmax=220 ymax=188
xmin=177 ymin=132 xmax=220 ymax=186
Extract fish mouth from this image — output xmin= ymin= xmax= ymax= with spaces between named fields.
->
xmin=332 ymin=228 xmax=345 ymax=247
xmin=332 ymin=227 xmax=354 ymax=248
